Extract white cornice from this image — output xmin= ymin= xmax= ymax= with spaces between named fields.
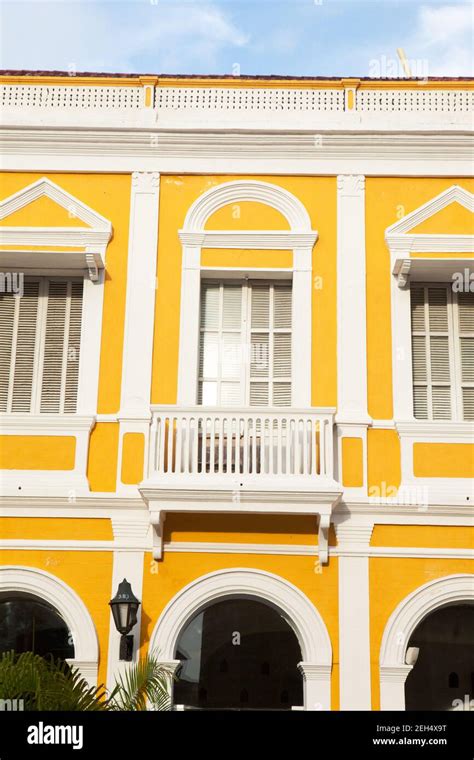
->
xmin=388 ymin=234 xmax=473 ymax=253
xmin=1 ymin=130 xmax=473 ymax=175
xmin=178 ymin=230 xmax=318 ymax=249
xmin=0 ymin=413 xmax=95 ymax=434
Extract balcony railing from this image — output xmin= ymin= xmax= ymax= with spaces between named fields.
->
xmin=148 ymin=406 xmax=335 ymax=481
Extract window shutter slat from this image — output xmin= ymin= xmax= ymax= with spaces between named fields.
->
xmin=0 ymin=292 xmax=16 ymax=412
xmin=64 ymin=281 xmax=83 ymax=413
xmin=251 ymin=285 xmax=270 ymax=328
xmin=40 ymin=281 xmax=68 ymax=413
xmin=273 ymin=333 xmax=291 ymax=377
xmin=458 ymin=292 xmax=474 ymax=334
xmin=428 ymin=287 xmax=448 ymax=332
xmin=462 ymin=388 xmax=474 ymax=420
xmin=11 ymin=281 xmax=40 ymax=412
xmin=410 ymin=287 xmax=425 ymax=332
xmin=413 ymin=385 xmax=428 ymax=419
xmin=273 ymin=285 xmax=292 ymax=329
xmin=222 ymin=285 xmax=242 ymax=329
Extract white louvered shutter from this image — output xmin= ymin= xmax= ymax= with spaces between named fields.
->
xmin=198 ymin=282 xmax=244 ymax=406
xmin=198 ymin=280 xmax=292 ymax=407
xmin=411 ymin=284 xmax=474 ymax=421
xmin=411 ymin=286 xmax=452 ymax=420
xmin=0 ymin=277 xmax=83 ymax=414
xmin=249 ymin=282 xmax=292 ymax=407
xmin=456 ymin=291 xmax=474 ymax=420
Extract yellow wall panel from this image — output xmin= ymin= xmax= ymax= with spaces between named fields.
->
xmin=0 ymin=517 xmax=113 ymax=540
xmin=204 ymin=201 xmax=290 ymax=230
xmin=371 ymin=525 xmax=474 ymax=549
xmin=341 ymin=437 xmax=364 ymax=487
xmin=0 ymin=550 xmax=113 ymax=689
xmin=413 ymin=443 xmax=474 ymax=478
xmin=0 ymin=194 xmax=89 ymax=227
xmin=140 ymin=551 xmax=340 ymax=709
xmin=410 ymin=201 xmax=474 ymax=234
xmin=163 ymin=513 xmax=340 ymax=546
xmin=367 ymin=429 xmax=401 ymax=496
xmin=369 ymin=558 xmax=474 ymax=710
xmin=120 ymin=432 xmax=145 ymax=485
xmin=87 ymin=423 xmax=119 ymax=492
xmin=0 ymin=436 xmax=75 ymax=470
xmin=201 ymin=249 xmax=293 ymax=268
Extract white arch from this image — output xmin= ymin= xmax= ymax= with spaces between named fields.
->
xmin=149 ymin=568 xmax=332 ymax=710
xmin=0 ymin=565 xmax=99 ymax=687
xmin=182 ymin=179 xmax=313 ymax=232
xmin=379 ymin=574 xmax=474 ymax=710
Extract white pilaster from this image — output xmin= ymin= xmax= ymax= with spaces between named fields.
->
xmin=297 ymin=662 xmax=332 ymax=711
xmin=177 ymin=245 xmax=201 ymax=405
xmin=106 ymin=540 xmax=145 ymax=693
xmin=120 ymin=171 xmax=160 ymax=417
xmin=380 ymin=665 xmax=413 ymax=710
xmin=335 ymin=522 xmax=373 ymax=710
xmin=336 ymin=174 xmax=369 ymax=422
xmin=292 ymin=247 xmax=312 ymax=407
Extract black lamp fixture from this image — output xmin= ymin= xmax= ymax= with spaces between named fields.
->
xmin=109 ymin=578 xmax=141 ymax=661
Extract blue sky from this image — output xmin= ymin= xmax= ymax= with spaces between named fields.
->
xmin=1 ymin=0 xmax=473 ymax=77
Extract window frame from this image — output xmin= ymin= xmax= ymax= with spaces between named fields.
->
xmin=410 ymin=282 xmax=473 ymax=422
xmin=198 ymin=278 xmax=293 ymax=408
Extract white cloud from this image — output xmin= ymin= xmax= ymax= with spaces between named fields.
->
xmin=0 ymin=1 xmax=249 ymax=74
xmin=409 ymin=4 xmax=474 ymax=76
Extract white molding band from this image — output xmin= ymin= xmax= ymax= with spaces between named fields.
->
xmin=379 ymin=574 xmax=474 ymax=710
xmin=176 ymin=179 xmax=316 ymax=407
xmin=149 ymin=568 xmax=332 ymax=710
xmin=0 ymin=565 xmax=99 ymax=687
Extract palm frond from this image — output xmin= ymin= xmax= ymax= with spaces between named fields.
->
xmin=109 ymin=652 xmax=175 ymax=711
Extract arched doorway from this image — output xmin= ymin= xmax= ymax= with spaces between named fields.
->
xmin=0 ymin=592 xmax=74 ymax=661
xmin=379 ymin=575 xmax=474 ymax=710
xmin=174 ymin=597 xmax=303 ymax=710
xmin=149 ymin=569 xmax=332 ymax=710
xmin=405 ymin=604 xmax=474 ymax=711
xmin=0 ymin=566 xmax=99 ymax=687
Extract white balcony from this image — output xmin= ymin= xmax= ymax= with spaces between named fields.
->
xmin=140 ymin=406 xmax=342 ymax=562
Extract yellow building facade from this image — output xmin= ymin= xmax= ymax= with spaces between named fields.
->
xmin=0 ymin=73 xmax=473 ymax=711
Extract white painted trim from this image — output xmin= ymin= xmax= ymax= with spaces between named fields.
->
xmin=119 ymin=172 xmax=160 ymax=418
xmin=179 ymin=230 xmax=317 ymax=248
xmin=176 ymin=180 xmax=316 ymax=407
xmin=386 ymin=185 xmax=474 ymax=236
xmin=0 ymin=177 xmax=111 ymax=229
xmin=149 ymin=568 xmax=332 ymax=710
xmin=181 ymin=180 xmax=313 ymax=232
xmin=0 ymin=565 xmax=99 ymax=687
xmin=379 ymin=574 xmax=474 ymax=710
xmin=0 ymin=539 xmax=472 ymax=560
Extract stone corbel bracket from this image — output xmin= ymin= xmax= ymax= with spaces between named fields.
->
xmin=151 ymin=512 xmax=166 ymax=560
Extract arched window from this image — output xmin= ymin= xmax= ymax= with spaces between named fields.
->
xmin=405 ymin=604 xmax=474 ymax=711
xmin=0 ymin=592 xmax=74 ymax=662
xmin=174 ymin=598 xmax=303 ymax=710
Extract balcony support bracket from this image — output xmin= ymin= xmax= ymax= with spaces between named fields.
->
xmin=318 ymin=514 xmax=331 ymax=565
xmin=151 ymin=511 xmax=165 ymax=560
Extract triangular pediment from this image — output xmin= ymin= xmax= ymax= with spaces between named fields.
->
xmin=386 ymin=185 xmax=474 ymax=237
xmin=0 ymin=178 xmax=111 ymax=232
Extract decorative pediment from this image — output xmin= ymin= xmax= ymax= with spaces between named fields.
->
xmin=0 ymin=177 xmax=112 ymax=247
xmin=0 ymin=178 xmax=113 ymax=278
xmin=385 ymin=185 xmax=474 ymax=287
